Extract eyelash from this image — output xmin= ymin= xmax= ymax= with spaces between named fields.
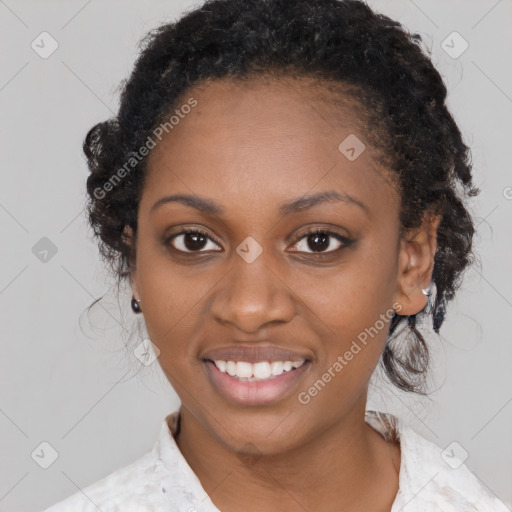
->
xmin=164 ymin=226 xmax=353 ymax=257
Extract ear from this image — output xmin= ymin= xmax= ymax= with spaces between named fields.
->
xmin=393 ymin=211 xmax=441 ymax=316
xmin=122 ymin=225 xmax=140 ymax=300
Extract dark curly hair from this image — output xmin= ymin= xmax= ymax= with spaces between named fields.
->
xmin=83 ymin=0 xmax=479 ymax=394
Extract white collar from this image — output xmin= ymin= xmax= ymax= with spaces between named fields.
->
xmin=149 ymin=408 xmax=508 ymax=511
xmin=151 ymin=408 xmax=405 ymax=511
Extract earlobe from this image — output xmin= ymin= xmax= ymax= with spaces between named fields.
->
xmin=393 ymin=213 xmax=441 ymax=316
xmin=130 ymin=270 xmax=140 ymax=300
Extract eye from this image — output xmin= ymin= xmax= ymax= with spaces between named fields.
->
xmin=289 ymin=228 xmax=352 ymax=255
xmin=166 ymin=228 xmax=222 ymax=253
xmin=165 ymin=226 xmax=353 ymax=256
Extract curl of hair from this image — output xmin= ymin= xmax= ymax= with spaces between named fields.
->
xmin=84 ymin=0 xmax=479 ymax=393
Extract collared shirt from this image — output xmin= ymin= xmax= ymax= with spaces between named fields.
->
xmin=42 ymin=409 xmax=509 ymax=512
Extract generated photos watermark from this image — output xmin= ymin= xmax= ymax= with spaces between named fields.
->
xmin=93 ymin=97 xmax=198 ymax=200
xmin=298 ymin=303 xmax=402 ymax=405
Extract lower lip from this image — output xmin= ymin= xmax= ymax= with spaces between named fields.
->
xmin=203 ymin=360 xmax=311 ymax=406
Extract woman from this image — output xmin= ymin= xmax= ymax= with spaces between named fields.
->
xmin=43 ymin=0 xmax=509 ymax=510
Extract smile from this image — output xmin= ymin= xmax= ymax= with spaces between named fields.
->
xmin=203 ymin=358 xmax=311 ymax=405
xmin=212 ymin=359 xmax=306 ymax=381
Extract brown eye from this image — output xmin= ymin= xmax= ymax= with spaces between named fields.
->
xmin=290 ymin=229 xmax=352 ymax=254
xmin=166 ymin=229 xmax=222 ymax=253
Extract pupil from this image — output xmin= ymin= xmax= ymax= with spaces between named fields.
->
xmin=309 ymin=233 xmax=329 ymax=252
xmin=185 ymin=233 xmax=207 ymax=251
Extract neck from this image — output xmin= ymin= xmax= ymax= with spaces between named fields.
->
xmin=175 ymin=402 xmax=400 ymax=512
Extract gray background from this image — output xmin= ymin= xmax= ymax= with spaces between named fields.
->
xmin=1 ymin=0 xmax=511 ymax=510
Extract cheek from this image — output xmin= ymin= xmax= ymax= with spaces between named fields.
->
xmin=296 ymin=294 xmax=392 ymax=416
xmin=133 ymin=239 xmax=197 ymax=361
xmin=297 ymin=246 xmax=396 ymax=386
xmin=298 ymin=245 xmax=395 ymax=332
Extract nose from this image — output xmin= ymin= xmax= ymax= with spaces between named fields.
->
xmin=210 ymin=253 xmax=296 ymax=333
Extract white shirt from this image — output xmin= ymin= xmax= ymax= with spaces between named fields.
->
xmin=42 ymin=409 xmax=510 ymax=512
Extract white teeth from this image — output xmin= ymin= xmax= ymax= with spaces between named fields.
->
xmin=215 ymin=360 xmax=227 ymax=373
xmin=270 ymin=361 xmax=283 ymax=375
xmin=212 ymin=359 xmax=305 ymax=380
xmin=253 ymin=361 xmax=271 ymax=379
xmin=226 ymin=361 xmax=237 ymax=376
xmin=236 ymin=361 xmax=253 ymax=378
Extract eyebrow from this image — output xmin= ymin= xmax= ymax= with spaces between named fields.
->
xmin=150 ymin=190 xmax=369 ymax=217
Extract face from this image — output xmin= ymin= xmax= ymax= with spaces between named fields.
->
xmin=128 ymin=76 xmax=438 ymax=455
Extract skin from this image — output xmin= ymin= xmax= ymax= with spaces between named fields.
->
xmin=126 ymin=76 xmax=441 ymax=512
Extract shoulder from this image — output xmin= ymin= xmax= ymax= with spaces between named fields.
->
xmin=386 ymin=414 xmax=510 ymax=511
xmin=41 ymin=411 xmax=199 ymax=512
xmin=41 ymin=450 xmax=167 ymax=512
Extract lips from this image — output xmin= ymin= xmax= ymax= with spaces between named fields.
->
xmin=200 ymin=343 xmax=313 ymax=405
xmin=201 ymin=344 xmax=312 ymax=364
xmin=203 ymin=358 xmax=311 ymax=405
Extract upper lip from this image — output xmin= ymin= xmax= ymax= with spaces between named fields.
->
xmin=201 ymin=344 xmax=312 ymax=363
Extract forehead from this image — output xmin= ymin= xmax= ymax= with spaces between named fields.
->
xmin=142 ymin=76 xmax=399 ymax=217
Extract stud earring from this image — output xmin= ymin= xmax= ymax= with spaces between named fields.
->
xmin=131 ymin=296 xmax=142 ymax=313
xmin=421 ymin=283 xmax=432 ymax=296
